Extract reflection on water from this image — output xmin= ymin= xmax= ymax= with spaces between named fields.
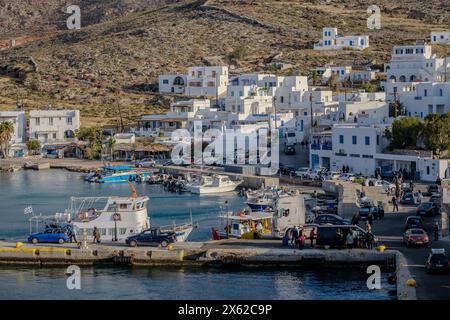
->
xmin=0 ymin=170 xmax=396 ymax=300
xmin=0 ymin=266 xmax=396 ymax=300
xmin=0 ymin=170 xmax=246 ymax=241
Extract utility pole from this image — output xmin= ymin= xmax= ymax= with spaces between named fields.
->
xmin=116 ymin=99 xmax=124 ymax=133
xmin=309 ymin=91 xmax=314 ymax=134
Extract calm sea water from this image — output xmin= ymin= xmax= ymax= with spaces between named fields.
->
xmin=0 ymin=170 xmax=396 ymax=300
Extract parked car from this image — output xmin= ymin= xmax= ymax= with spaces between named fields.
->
xmin=404 ymin=216 xmax=424 ymax=231
xmin=358 ymin=204 xmax=384 ymax=220
xmin=426 ymin=184 xmax=440 ymax=196
xmin=322 ymin=171 xmax=341 ymax=180
xmin=416 ymin=202 xmax=440 ymax=217
xmin=336 ymin=173 xmax=356 ymax=182
xmin=314 ymin=214 xmax=351 ymax=226
xmin=295 ymin=167 xmax=312 ymax=179
xmin=400 ymin=192 xmax=415 ymax=205
xmin=27 ymin=226 xmax=71 ymax=244
xmin=135 ymin=158 xmax=156 ymax=168
xmin=125 ymin=227 xmax=176 ymax=247
xmin=284 ymin=144 xmax=296 ymax=155
xmin=278 ymin=165 xmax=296 ymax=176
xmin=316 ymin=225 xmax=377 ymax=249
xmin=429 ymin=193 xmax=442 ymax=205
xmin=403 ymin=228 xmax=429 ymax=247
xmin=426 ymin=249 xmax=449 ymax=274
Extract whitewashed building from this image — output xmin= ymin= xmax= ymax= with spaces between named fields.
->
xmin=350 ymin=69 xmax=378 ymax=82
xmin=29 ymin=110 xmax=80 ymax=143
xmin=159 ymin=66 xmax=229 ymax=98
xmin=314 ymin=28 xmax=369 ymax=51
xmin=310 ymin=123 xmax=449 ymax=181
xmin=381 ymin=42 xmax=449 ymax=101
xmin=399 ymin=82 xmax=450 ymax=118
xmin=0 ymin=111 xmax=26 ymax=157
xmin=314 ymin=66 xmax=352 ymax=84
xmin=431 ymin=31 xmax=450 ymax=45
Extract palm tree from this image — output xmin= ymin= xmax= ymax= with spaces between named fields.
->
xmin=0 ymin=121 xmax=14 ymax=158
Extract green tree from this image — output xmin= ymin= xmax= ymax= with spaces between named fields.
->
xmin=75 ymin=127 xmax=104 ymax=159
xmin=388 ymin=117 xmax=422 ymax=149
xmin=0 ymin=121 xmax=15 ymax=158
xmin=26 ymin=139 xmax=41 ymax=155
xmin=420 ymin=113 xmax=450 ymax=157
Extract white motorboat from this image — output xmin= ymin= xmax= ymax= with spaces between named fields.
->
xmin=188 ymin=175 xmax=242 ymax=194
xmin=28 ymin=184 xmax=195 ymax=243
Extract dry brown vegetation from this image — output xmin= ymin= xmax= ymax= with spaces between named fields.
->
xmin=0 ymin=0 xmax=449 ymax=127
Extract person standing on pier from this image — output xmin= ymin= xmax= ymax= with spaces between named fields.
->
xmin=366 ymin=231 xmax=374 ymax=250
xmin=291 ymin=226 xmax=299 ymax=246
xmin=93 ymin=227 xmax=101 ymax=244
xmin=392 ymin=196 xmax=399 ymax=212
xmin=367 ymin=211 xmax=374 ymax=228
xmin=309 ymin=227 xmax=316 ymax=248
xmin=434 ymin=222 xmax=439 ymax=241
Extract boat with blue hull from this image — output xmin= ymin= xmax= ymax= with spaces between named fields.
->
xmin=86 ymin=165 xmax=151 ymax=183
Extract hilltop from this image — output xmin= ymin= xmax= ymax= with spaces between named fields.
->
xmin=0 ymin=0 xmax=449 ymax=127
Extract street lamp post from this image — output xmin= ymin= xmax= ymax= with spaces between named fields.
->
xmin=225 ymin=200 xmax=229 ymax=239
xmin=112 ymin=202 xmax=118 ymax=242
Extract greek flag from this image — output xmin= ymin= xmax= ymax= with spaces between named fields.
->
xmin=24 ymin=206 xmax=33 ymax=215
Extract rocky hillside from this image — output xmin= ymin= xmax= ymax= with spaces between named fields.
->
xmin=0 ymin=0 xmax=449 ymax=127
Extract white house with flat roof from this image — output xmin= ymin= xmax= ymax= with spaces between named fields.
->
xmin=133 ymin=99 xmax=213 ymax=137
xmin=29 ymin=110 xmax=80 ymax=144
xmin=314 ymin=66 xmax=352 ymax=84
xmin=314 ymin=28 xmax=369 ymax=51
xmin=0 ymin=111 xmax=26 ymax=157
xmin=381 ymin=42 xmax=449 ymax=101
xmin=431 ymin=31 xmax=450 ymax=45
xmin=0 ymin=111 xmax=26 ymax=144
xmin=159 ymin=66 xmax=229 ymax=98
xmin=310 ymin=123 xmax=449 ymax=181
xmin=399 ymin=82 xmax=450 ymax=118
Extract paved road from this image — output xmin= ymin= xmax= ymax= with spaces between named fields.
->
xmin=371 ymin=202 xmax=450 ymax=300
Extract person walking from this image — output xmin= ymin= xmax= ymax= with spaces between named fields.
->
xmin=365 ymin=221 xmax=372 ymax=233
xmin=434 ymin=222 xmax=439 ymax=241
xmin=392 ymin=196 xmax=399 ymax=212
xmin=367 ymin=211 xmax=374 ymax=227
xmin=417 ymin=190 xmax=423 ymax=205
xmin=298 ymin=230 xmax=305 ymax=250
xmin=351 ymin=213 xmax=360 ymax=226
xmin=291 ymin=225 xmax=299 ymax=246
xmin=309 ymin=227 xmax=316 ymax=248
xmin=93 ymin=227 xmax=101 ymax=244
xmin=366 ymin=231 xmax=374 ymax=250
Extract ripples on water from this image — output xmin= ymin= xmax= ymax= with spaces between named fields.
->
xmin=0 ymin=266 xmax=396 ymax=300
xmin=0 ymin=171 xmax=396 ymax=300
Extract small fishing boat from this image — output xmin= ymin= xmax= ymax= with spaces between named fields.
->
xmin=212 ymin=195 xmax=308 ymax=240
xmin=187 ymin=175 xmax=242 ymax=194
xmin=245 ymin=194 xmax=274 ymax=211
xmin=94 ymin=165 xmax=150 ymax=183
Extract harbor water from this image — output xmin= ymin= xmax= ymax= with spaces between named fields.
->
xmin=0 ymin=170 xmax=396 ymax=300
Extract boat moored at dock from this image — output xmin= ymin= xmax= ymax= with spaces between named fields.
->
xmin=187 ymin=175 xmax=242 ymax=194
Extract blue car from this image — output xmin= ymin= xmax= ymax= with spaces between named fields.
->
xmin=27 ymin=227 xmax=71 ymax=244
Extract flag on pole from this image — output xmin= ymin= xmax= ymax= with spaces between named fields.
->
xmin=24 ymin=206 xmax=33 ymax=215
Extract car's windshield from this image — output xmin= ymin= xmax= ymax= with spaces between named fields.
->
xmin=408 ymin=218 xmax=421 ymax=224
xmin=419 ymin=203 xmax=432 ymax=209
xmin=430 ymin=254 xmax=448 ymax=263
xmin=410 ymin=230 xmax=424 ymax=235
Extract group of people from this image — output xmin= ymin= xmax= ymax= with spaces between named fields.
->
xmin=284 ymin=226 xmax=316 ymax=249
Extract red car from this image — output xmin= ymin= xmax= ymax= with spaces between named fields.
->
xmin=403 ymin=228 xmax=429 ymax=247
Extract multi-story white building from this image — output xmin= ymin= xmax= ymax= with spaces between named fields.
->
xmin=314 ymin=28 xmax=369 ymax=51
xmin=431 ymin=31 xmax=450 ymax=45
xmin=381 ymin=42 xmax=449 ymax=101
xmin=134 ymin=99 xmax=213 ymax=137
xmin=350 ymin=69 xmax=378 ymax=83
xmin=399 ymin=82 xmax=450 ymax=118
xmin=29 ymin=110 xmax=80 ymax=144
xmin=0 ymin=111 xmax=26 ymax=157
xmin=159 ymin=66 xmax=229 ymax=98
xmin=314 ymin=66 xmax=352 ymax=84
xmin=310 ymin=123 xmax=449 ymax=181
xmin=0 ymin=111 xmax=26 ymax=144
